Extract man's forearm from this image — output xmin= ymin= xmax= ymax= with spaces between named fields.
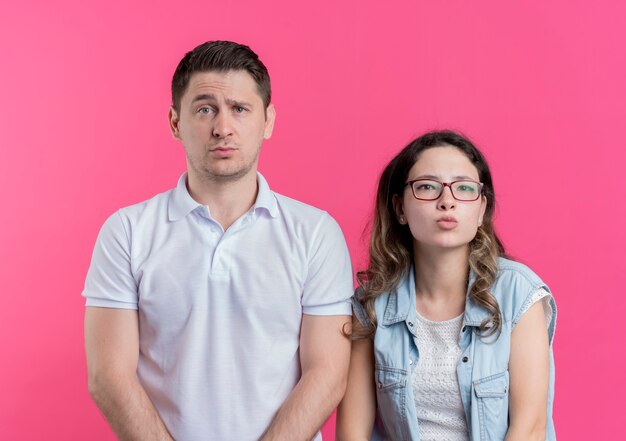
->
xmin=89 ymin=373 xmax=173 ymax=441
xmin=261 ymin=367 xmax=347 ymax=441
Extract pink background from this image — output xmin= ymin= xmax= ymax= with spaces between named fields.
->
xmin=1 ymin=1 xmax=624 ymax=439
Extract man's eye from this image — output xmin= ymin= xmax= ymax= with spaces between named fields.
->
xmin=198 ymin=107 xmax=213 ymax=114
xmin=234 ymin=106 xmax=246 ymax=113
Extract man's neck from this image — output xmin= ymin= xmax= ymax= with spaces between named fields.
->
xmin=186 ymin=171 xmax=259 ymax=231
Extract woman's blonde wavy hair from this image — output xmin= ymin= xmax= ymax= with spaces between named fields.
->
xmin=354 ymin=130 xmax=505 ymax=339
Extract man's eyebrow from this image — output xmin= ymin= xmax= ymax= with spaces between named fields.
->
xmin=191 ymin=94 xmax=216 ymax=104
xmin=190 ymin=94 xmax=253 ymax=108
xmin=225 ymin=98 xmax=253 ymax=108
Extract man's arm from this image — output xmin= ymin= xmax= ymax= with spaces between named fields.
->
xmin=261 ymin=314 xmax=351 ymax=441
xmin=85 ymin=306 xmax=173 ymax=441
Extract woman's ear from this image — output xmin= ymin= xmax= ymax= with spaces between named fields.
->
xmin=478 ymin=195 xmax=487 ymax=226
xmin=393 ymin=194 xmax=407 ymax=225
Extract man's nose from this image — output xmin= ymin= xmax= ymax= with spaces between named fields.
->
xmin=212 ymin=112 xmax=234 ymax=138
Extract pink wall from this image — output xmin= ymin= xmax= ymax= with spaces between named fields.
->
xmin=1 ymin=1 xmax=624 ymax=439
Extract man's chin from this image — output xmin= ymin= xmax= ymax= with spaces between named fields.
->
xmin=202 ymin=165 xmax=257 ymax=183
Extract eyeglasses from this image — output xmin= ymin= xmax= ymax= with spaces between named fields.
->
xmin=404 ymin=179 xmax=484 ymax=201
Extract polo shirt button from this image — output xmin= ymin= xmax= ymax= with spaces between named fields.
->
xmin=462 ymin=356 xmax=469 ymax=363
xmin=378 ymin=382 xmax=382 ymax=389
xmin=409 ymin=359 xmax=413 ymax=365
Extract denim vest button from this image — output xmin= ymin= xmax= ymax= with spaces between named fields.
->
xmin=462 ymin=356 xmax=469 ymax=363
xmin=408 ymin=322 xmax=414 ymax=327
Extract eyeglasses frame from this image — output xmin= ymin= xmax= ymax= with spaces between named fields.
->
xmin=404 ymin=178 xmax=484 ymax=202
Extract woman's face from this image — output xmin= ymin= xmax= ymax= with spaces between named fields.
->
xmin=395 ymin=145 xmax=487 ymax=253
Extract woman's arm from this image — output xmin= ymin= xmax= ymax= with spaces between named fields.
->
xmin=505 ymin=301 xmax=550 ymax=441
xmin=336 ymin=324 xmax=377 ymax=441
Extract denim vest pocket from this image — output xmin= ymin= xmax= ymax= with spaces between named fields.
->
xmin=473 ymin=371 xmax=509 ymax=441
xmin=375 ymin=365 xmax=409 ymax=441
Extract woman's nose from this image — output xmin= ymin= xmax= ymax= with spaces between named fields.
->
xmin=437 ymin=185 xmax=456 ymax=210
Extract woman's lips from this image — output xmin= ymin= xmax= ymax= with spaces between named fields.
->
xmin=437 ymin=217 xmax=458 ymax=230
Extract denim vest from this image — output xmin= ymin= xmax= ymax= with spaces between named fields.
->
xmin=354 ymin=257 xmax=557 ymax=441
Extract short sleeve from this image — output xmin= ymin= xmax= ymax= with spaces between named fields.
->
xmin=301 ymin=213 xmax=353 ymax=316
xmin=515 ymin=287 xmax=557 ymax=345
xmin=82 ymin=211 xmax=139 ymax=309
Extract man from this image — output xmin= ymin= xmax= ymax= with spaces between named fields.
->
xmin=83 ymin=41 xmax=353 ymax=441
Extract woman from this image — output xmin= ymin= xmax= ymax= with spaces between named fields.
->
xmin=337 ymin=130 xmax=556 ymax=441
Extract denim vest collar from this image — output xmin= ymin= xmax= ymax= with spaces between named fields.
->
xmin=380 ymin=265 xmax=493 ymax=329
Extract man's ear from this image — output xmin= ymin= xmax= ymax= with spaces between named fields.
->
xmin=264 ymin=104 xmax=276 ymax=139
xmin=168 ymin=106 xmax=181 ymax=140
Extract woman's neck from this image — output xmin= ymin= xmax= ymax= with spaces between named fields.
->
xmin=412 ymin=245 xmax=469 ymax=321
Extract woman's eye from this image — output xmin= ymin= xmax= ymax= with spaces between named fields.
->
xmin=458 ymin=185 xmax=475 ymax=192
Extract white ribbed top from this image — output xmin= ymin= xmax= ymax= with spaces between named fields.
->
xmin=412 ymin=311 xmax=469 ymax=441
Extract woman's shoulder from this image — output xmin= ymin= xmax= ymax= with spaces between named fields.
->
xmin=495 ymin=257 xmax=549 ymax=291
xmin=354 ymin=285 xmax=393 ymax=312
xmin=492 ymin=257 xmax=554 ymax=324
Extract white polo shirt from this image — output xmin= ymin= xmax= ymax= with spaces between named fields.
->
xmin=83 ymin=173 xmax=353 ymax=441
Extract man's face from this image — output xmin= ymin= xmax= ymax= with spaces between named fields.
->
xmin=169 ymin=70 xmax=275 ymax=183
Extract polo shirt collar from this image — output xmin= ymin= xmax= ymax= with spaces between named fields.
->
xmin=168 ymin=172 xmax=279 ymax=222
xmin=168 ymin=173 xmax=202 ymax=221
xmin=253 ymin=172 xmax=279 ymax=218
